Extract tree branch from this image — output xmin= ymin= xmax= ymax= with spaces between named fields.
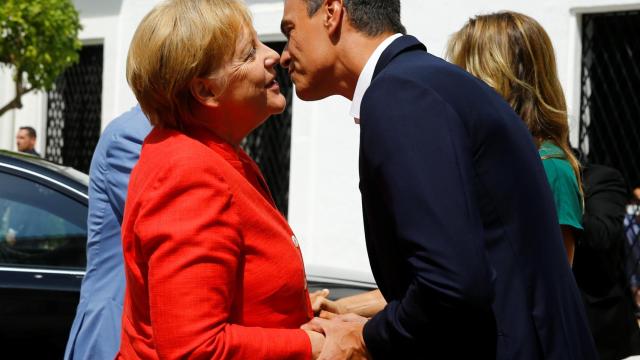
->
xmin=0 ymin=73 xmax=36 ymax=118
xmin=0 ymin=97 xmax=23 ymax=118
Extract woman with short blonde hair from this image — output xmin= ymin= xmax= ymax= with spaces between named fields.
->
xmin=448 ymin=11 xmax=583 ymax=265
xmin=126 ymin=0 xmax=250 ymax=128
xmin=117 ymin=0 xmax=323 ymax=358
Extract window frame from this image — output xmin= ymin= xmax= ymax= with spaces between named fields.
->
xmin=0 ymin=162 xmax=88 ymax=275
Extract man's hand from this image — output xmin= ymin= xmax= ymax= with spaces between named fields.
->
xmin=302 ymin=314 xmax=370 ymax=360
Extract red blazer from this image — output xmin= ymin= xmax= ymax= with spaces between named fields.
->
xmin=117 ymin=127 xmax=313 ymax=359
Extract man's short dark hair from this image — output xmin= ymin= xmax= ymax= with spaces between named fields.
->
xmin=305 ymin=0 xmax=406 ymax=36
xmin=19 ymin=126 xmax=37 ymax=139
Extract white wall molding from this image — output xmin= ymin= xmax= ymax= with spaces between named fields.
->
xmin=570 ymin=0 xmax=640 ymax=14
xmin=566 ymin=11 xmax=583 ymax=147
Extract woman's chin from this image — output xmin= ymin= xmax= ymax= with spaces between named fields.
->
xmin=268 ymin=100 xmax=287 ymax=116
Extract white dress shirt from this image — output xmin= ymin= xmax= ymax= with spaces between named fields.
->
xmin=350 ymin=33 xmax=403 ymax=123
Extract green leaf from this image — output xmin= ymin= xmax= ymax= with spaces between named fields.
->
xmin=0 ymin=0 xmax=82 ymax=91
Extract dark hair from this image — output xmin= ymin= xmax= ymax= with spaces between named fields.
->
xmin=19 ymin=126 xmax=37 ymax=139
xmin=305 ymin=0 xmax=405 ymax=36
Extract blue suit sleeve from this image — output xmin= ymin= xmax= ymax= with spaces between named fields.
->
xmin=360 ymin=75 xmax=495 ymax=355
xmin=103 ymin=122 xmax=148 ymax=224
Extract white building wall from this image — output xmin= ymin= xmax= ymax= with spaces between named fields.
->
xmin=1 ymin=0 xmax=639 ymax=280
xmin=0 ymin=68 xmax=17 ymax=151
xmin=0 ymin=69 xmax=47 ymax=154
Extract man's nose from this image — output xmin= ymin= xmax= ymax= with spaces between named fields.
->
xmin=280 ymin=44 xmax=291 ymax=69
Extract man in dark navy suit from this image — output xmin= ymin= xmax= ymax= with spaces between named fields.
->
xmin=280 ymin=0 xmax=597 ymax=358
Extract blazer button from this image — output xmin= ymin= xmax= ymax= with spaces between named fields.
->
xmin=291 ymin=235 xmax=299 ymax=248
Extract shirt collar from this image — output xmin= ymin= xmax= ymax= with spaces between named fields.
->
xmin=350 ymin=33 xmax=402 ymax=122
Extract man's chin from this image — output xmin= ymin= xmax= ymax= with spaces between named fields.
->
xmin=293 ymin=86 xmax=330 ymax=102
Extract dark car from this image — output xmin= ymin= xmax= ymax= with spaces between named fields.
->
xmin=0 ymin=150 xmax=375 ymax=358
xmin=0 ymin=150 xmax=88 ymax=357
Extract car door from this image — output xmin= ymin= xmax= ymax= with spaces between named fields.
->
xmin=0 ymin=168 xmax=87 ymax=356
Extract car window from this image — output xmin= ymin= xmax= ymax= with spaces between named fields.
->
xmin=0 ymin=171 xmax=87 ymax=270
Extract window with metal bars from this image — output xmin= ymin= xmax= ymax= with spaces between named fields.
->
xmin=579 ymin=10 xmax=640 ymax=310
xmin=579 ymin=11 xmax=640 ymax=190
xmin=45 ymin=44 xmax=103 ymax=174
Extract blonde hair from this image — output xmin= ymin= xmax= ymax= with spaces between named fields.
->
xmin=447 ymin=11 xmax=582 ymax=193
xmin=126 ymin=0 xmax=252 ymax=128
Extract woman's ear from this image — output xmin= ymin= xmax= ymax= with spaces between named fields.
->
xmin=190 ymin=78 xmax=221 ymax=108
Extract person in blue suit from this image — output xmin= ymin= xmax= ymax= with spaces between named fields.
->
xmin=280 ymin=0 xmax=597 ymax=359
xmin=64 ymin=106 xmax=151 ymax=360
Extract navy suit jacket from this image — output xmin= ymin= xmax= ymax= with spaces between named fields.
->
xmin=359 ymin=35 xmax=597 ymax=359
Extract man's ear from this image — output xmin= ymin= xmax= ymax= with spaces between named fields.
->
xmin=324 ymin=0 xmax=345 ymax=37
xmin=190 ymin=78 xmax=222 ymax=108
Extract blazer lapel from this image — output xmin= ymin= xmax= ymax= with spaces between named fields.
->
xmin=373 ymin=35 xmax=427 ymax=79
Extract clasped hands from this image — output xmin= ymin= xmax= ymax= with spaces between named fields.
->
xmin=304 ymin=289 xmax=371 ymax=360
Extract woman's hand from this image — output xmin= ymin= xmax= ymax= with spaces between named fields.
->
xmin=304 ymin=329 xmax=325 ymax=359
xmin=316 ymin=290 xmax=387 ymax=319
xmin=310 ymin=289 xmax=349 ymax=318
xmin=309 ymin=289 xmax=330 ymax=311
xmin=303 ymin=316 xmax=370 ymax=360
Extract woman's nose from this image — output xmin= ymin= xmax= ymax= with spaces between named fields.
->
xmin=264 ymin=44 xmax=280 ymax=68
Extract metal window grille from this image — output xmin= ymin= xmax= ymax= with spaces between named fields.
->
xmin=579 ymin=11 xmax=640 ymax=190
xmin=241 ymin=41 xmax=292 ymax=217
xmin=45 ymin=44 xmax=103 ymax=174
xmin=580 ymin=11 xmax=640 ymax=310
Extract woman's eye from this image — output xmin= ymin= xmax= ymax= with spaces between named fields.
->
xmin=245 ymin=47 xmax=257 ymax=61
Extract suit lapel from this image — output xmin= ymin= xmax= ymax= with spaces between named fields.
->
xmin=373 ymin=35 xmax=427 ymax=79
